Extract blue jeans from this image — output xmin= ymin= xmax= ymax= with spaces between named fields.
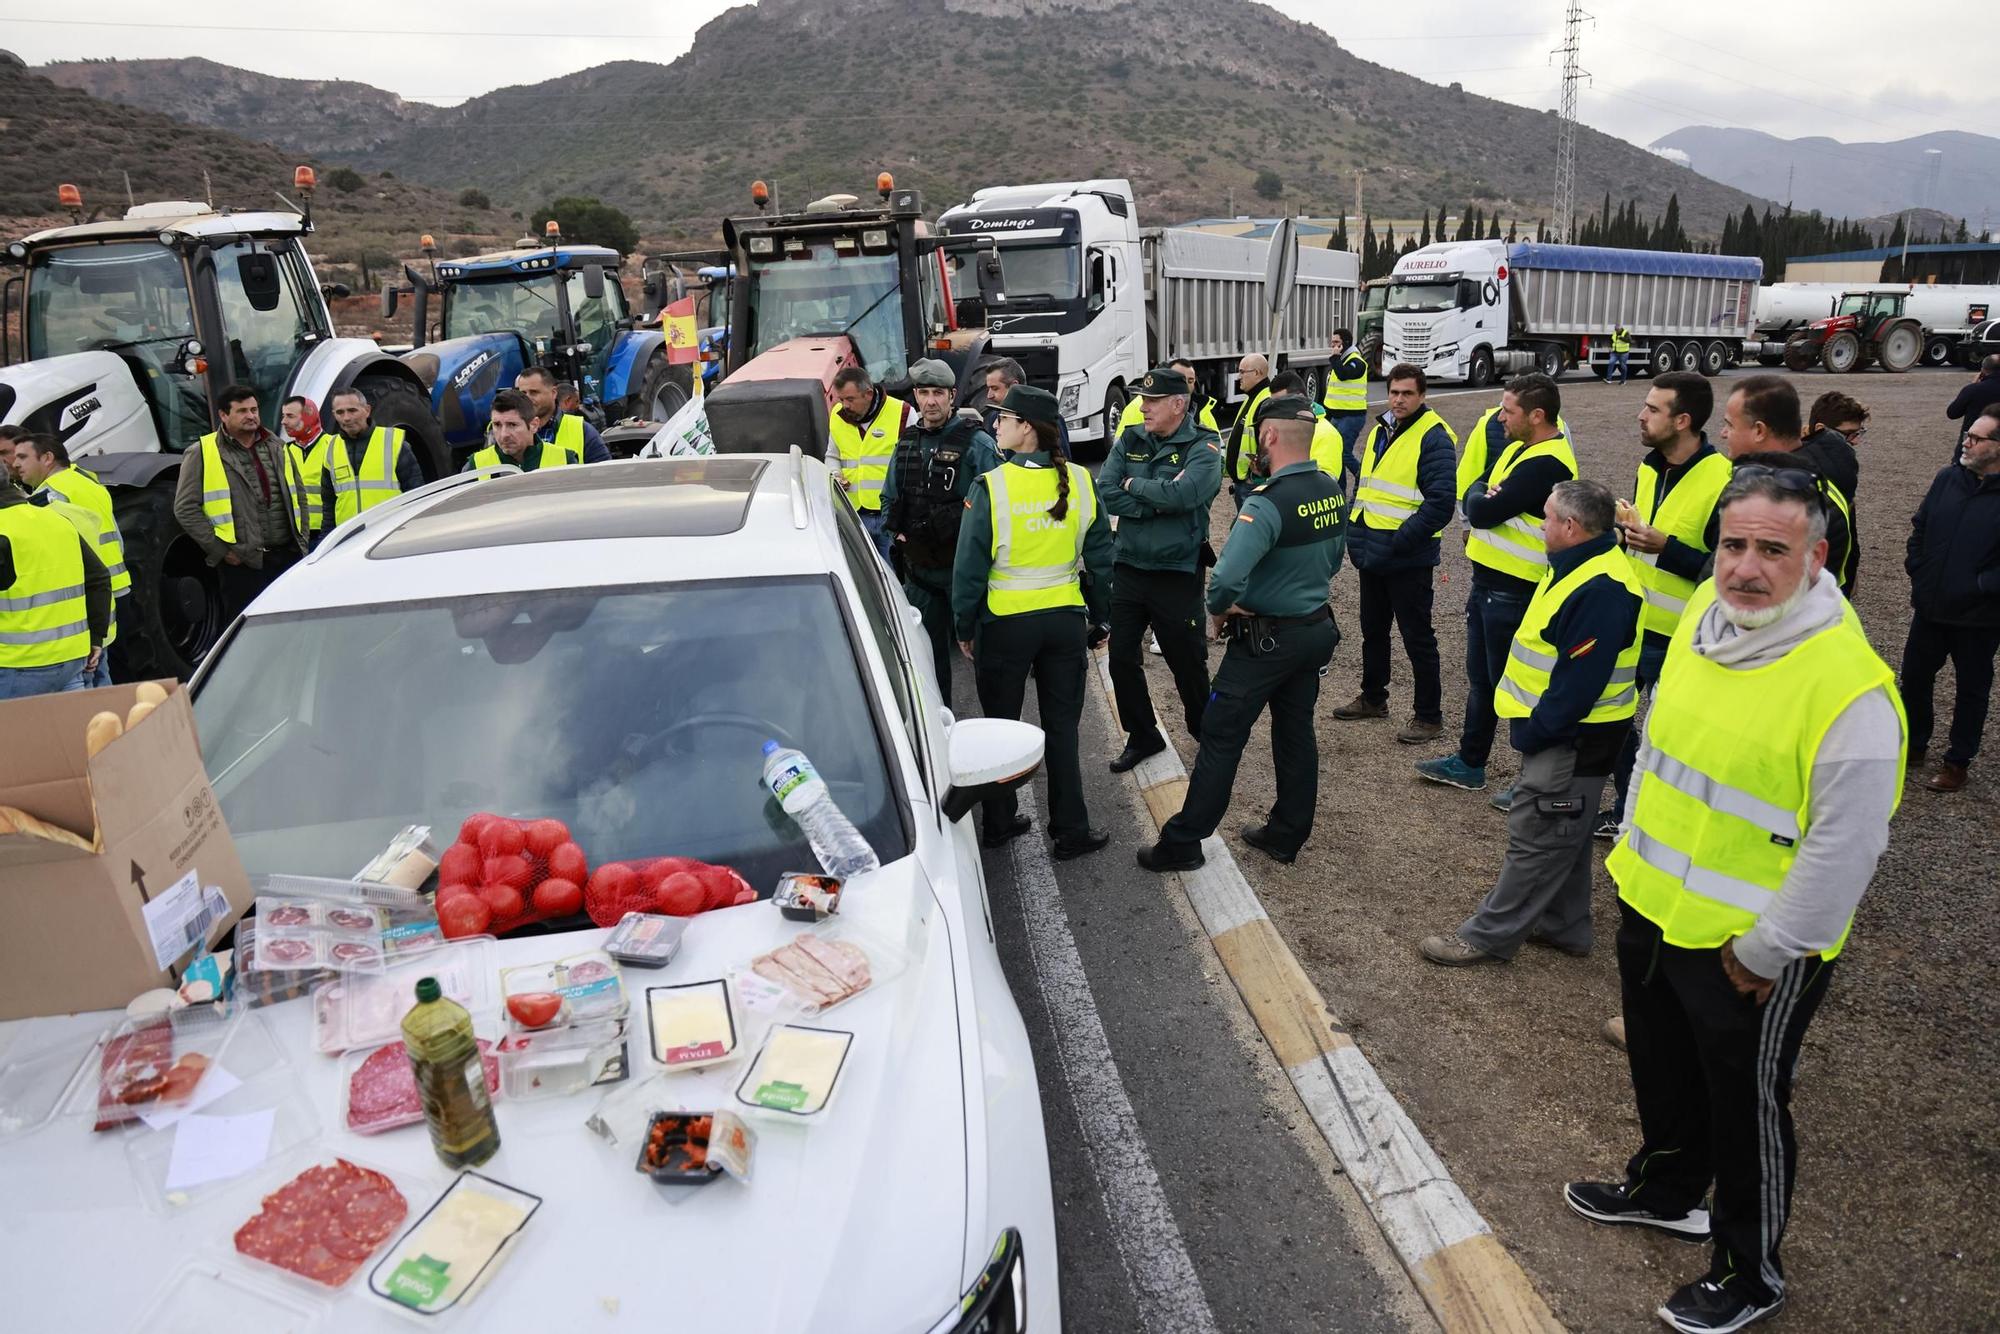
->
xmin=1330 ymin=412 xmax=1365 ymax=495
xmin=859 ymin=508 xmax=894 ymax=565
xmin=1608 ymin=631 xmax=1674 ymax=818
xmin=1458 ymin=582 xmax=1533 ymax=768
xmin=1608 ymin=351 xmax=1630 ymax=383
xmin=0 ymin=659 xmax=89 ymax=701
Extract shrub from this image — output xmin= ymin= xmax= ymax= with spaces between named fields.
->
xmin=457 ymin=187 xmax=491 ymax=209
xmin=325 ymin=166 xmax=365 ymax=193
xmin=531 ymin=196 xmax=639 ymax=254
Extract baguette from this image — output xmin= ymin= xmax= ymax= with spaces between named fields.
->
xmin=0 ymin=804 xmax=93 ymax=851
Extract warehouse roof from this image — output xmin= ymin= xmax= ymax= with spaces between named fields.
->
xmin=1785 ymin=242 xmax=2000 ymax=264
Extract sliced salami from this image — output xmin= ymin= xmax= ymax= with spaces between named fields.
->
xmin=234 ymin=1159 xmax=408 ymax=1288
xmin=346 ymin=1039 xmax=498 ymax=1134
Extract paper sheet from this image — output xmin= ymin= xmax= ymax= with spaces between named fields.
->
xmin=138 ymin=1065 xmax=243 ymax=1130
xmin=164 ymin=1109 xmax=273 ymax=1190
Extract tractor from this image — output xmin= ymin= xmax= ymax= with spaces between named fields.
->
xmin=1783 ymin=290 xmax=1924 ymax=374
xmin=385 ymin=225 xmax=689 ymax=460
xmin=0 ymin=170 xmax=446 ymax=677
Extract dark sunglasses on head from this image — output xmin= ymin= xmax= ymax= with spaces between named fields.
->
xmin=1726 ymin=464 xmax=1828 ymax=512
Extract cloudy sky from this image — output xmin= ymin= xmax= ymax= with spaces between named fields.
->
xmin=1 ymin=0 xmax=1988 ymax=149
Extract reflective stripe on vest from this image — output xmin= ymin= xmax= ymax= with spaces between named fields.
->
xmin=1308 ymin=418 xmax=1345 ymax=481
xmin=1320 ymin=351 xmax=1368 ymax=413
xmin=289 ymin=434 xmax=339 ymax=533
xmin=1611 ymin=329 xmax=1631 ymax=352
xmin=827 ymin=394 xmax=904 ymax=512
xmin=470 ymin=441 xmax=571 ymax=472
xmin=985 ymin=460 xmax=1094 ymax=616
xmin=1354 ymin=408 xmax=1454 ymax=533
xmin=1227 ymin=386 xmax=1271 ymax=480
xmin=330 ymin=427 xmax=405 ymax=526
xmin=1492 ymin=545 xmax=1644 ymax=723
xmin=41 ymin=467 xmax=128 ymax=597
xmin=553 ymin=413 xmax=585 ymax=464
xmin=1629 ymin=450 xmax=1732 ymax=635
xmin=1456 ymin=407 xmax=1504 ymax=502
xmin=1606 ymin=580 xmax=1906 ymax=957
xmin=0 ymin=503 xmax=90 ymax=667
xmin=1466 ymin=433 xmax=1578 ymax=581
xmin=200 ymin=433 xmax=308 ymax=546
xmin=39 ymin=496 xmax=115 ymax=647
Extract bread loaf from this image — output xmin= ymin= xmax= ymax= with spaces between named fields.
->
xmin=0 ymin=804 xmax=93 ymax=851
xmin=126 ymin=700 xmax=157 ymax=730
xmin=85 ymin=711 xmax=123 ymax=758
xmin=134 ymin=682 xmax=168 ymax=708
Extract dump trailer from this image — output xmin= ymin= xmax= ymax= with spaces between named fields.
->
xmin=1383 ymin=239 xmax=1763 ymax=385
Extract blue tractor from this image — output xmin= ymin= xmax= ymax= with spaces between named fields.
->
xmin=386 ymin=229 xmax=693 ymax=460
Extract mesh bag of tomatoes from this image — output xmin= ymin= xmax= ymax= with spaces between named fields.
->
xmin=583 ymin=856 xmax=758 ymax=927
xmin=435 ymin=814 xmax=591 ymax=938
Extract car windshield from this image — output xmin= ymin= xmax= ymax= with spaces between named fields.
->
xmin=193 ymin=576 xmax=911 ymax=895
xmin=444 ymin=274 xmax=563 ymax=343
xmin=1387 ymin=281 xmax=1457 ymax=314
xmin=747 ymin=246 xmax=905 ymax=383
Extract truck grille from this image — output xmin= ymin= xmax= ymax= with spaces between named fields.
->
xmin=1397 ymin=327 xmax=1430 ymax=360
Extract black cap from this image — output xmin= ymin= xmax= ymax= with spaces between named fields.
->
xmin=1256 ymin=394 xmax=1318 ymax=425
xmin=1131 ymin=365 xmax=1194 ymax=397
xmin=996 ymin=384 xmax=1062 ymax=427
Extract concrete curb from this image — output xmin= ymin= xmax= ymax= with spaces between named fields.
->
xmin=1089 ymin=648 xmax=1565 ymax=1334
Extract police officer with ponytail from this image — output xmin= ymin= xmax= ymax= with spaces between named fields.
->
xmin=952 ymin=385 xmax=1115 ymax=860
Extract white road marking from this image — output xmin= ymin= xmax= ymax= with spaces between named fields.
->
xmin=1006 ymin=786 xmax=1221 ymax=1334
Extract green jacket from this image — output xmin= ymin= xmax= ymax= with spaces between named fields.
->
xmin=1095 ymin=415 xmax=1222 ymax=573
xmin=1208 ymin=461 xmax=1343 ymax=617
xmin=951 ymin=451 xmax=1115 ymax=639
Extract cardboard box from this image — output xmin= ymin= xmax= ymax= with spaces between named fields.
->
xmin=0 ymin=680 xmax=252 ymax=1020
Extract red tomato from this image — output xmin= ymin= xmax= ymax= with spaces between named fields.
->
xmin=479 ymin=883 xmax=525 ymax=921
xmin=506 ymin=992 xmax=564 ymax=1029
xmin=584 ymin=863 xmax=637 ymax=927
xmin=458 ymin=812 xmax=498 ymax=847
xmin=731 ymin=887 xmax=758 ymax=906
xmin=483 ymin=854 xmax=533 ymax=891
xmin=533 ymin=877 xmax=583 ymax=918
xmin=547 ymin=842 xmax=588 ymax=885
xmin=477 ymin=820 xmax=527 ymax=858
xmin=656 ymin=872 xmax=705 ymax=916
xmin=436 ymin=881 xmax=479 ymax=907
xmin=523 ymin=819 xmax=570 ymax=859
xmin=439 ymin=895 xmax=493 ymax=938
xmin=438 ymin=844 xmax=482 ymax=886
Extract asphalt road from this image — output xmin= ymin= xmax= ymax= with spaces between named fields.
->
xmin=944 ymin=662 xmax=1435 ymax=1334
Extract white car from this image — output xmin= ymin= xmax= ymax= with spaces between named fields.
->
xmin=189 ymin=454 xmax=1058 ymax=1332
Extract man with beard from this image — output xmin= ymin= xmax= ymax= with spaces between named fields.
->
xmin=1567 ymin=467 xmax=1904 ymax=1334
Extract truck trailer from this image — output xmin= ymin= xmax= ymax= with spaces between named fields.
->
xmin=1382 ymin=239 xmax=1763 ymax=386
xmin=939 ymin=180 xmax=1358 ymax=456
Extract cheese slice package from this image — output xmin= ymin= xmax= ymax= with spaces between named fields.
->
xmin=366 ymin=1170 xmax=540 ymax=1317
xmin=733 ymin=1025 xmax=854 ymax=1119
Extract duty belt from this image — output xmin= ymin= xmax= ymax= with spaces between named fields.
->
xmin=1251 ymin=604 xmax=1332 ymax=629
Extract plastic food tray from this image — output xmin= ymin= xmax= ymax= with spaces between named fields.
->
xmin=312 ymin=937 xmax=498 ymax=1055
xmin=125 ymin=1258 xmax=324 ymax=1334
xmin=62 ymin=1006 xmax=279 ymax=1130
xmin=364 ymin=1171 xmax=542 ymax=1321
xmin=338 ymin=1034 xmax=502 ymax=1136
xmin=225 ymin=1150 xmax=438 ymax=1295
xmin=0 ymin=1023 xmax=109 ymax=1141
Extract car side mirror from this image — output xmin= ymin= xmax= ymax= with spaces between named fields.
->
xmin=583 ymin=266 xmax=606 ymax=301
xmin=941 ymin=718 xmax=1045 ymax=822
xmin=380 ymin=285 xmax=399 ymax=319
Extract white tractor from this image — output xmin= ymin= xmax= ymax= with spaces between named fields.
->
xmin=0 ymin=170 xmax=447 ymax=676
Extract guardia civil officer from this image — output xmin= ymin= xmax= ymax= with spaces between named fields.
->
xmin=883 ymin=358 xmax=1001 ymax=689
xmin=952 ymin=385 xmax=1114 ymax=859
xmin=1097 ymin=364 xmax=1223 ymax=773
xmin=1138 ymin=396 xmax=1344 ymax=871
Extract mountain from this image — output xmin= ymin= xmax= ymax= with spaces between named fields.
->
xmin=24 ymin=0 xmax=1770 ymax=239
xmin=1651 ymin=127 xmax=1997 ymax=225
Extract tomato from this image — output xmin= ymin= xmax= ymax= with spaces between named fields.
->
xmin=506 ymin=992 xmax=564 ymax=1029
xmin=438 ymin=844 xmax=482 ymax=886
xmin=483 ymin=854 xmax=532 ymax=891
xmin=656 ymin=872 xmax=705 ymax=916
xmin=533 ymin=877 xmax=583 ymax=918
xmin=547 ymin=842 xmax=588 ymax=885
xmin=477 ymin=820 xmax=526 ymax=858
xmin=524 ymin=819 xmax=570 ymax=859
xmin=479 ymin=884 xmax=525 ymax=921
xmin=438 ymin=895 xmax=493 ymax=938
xmin=458 ymin=812 xmax=498 ymax=847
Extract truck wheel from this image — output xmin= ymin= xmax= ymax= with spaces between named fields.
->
xmin=1819 ymin=331 xmax=1863 ymax=374
xmin=1922 ymin=335 xmax=1954 ymax=367
xmin=359 ymin=379 xmax=450 ymax=480
xmin=1466 ymin=348 xmax=1494 ymax=388
xmin=1536 ymin=344 xmax=1564 ymax=378
xmin=636 ymin=354 xmax=692 ymax=421
xmin=1782 ymin=336 xmax=1815 ymax=372
xmin=1647 ymin=342 xmax=1678 ymax=378
xmin=113 ymin=473 xmax=224 ymax=680
xmin=1677 ymin=343 xmax=1702 ymax=374
xmin=1079 ymin=385 xmax=1126 ymax=465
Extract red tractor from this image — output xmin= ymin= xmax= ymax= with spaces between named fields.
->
xmin=1783 ymin=290 xmax=1923 ymax=374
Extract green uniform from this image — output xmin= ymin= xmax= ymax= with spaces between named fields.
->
xmin=1095 ymin=415 xmax=1222 ymax=572
xmin=951 ymin=451 xmax=1113 ymax=638
xmin=882 ymin=415 xmax=1000 ymax=688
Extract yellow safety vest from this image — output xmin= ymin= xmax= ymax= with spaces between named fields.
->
xmin=1466 ymin=432 xmax=1578 ymax=582
xmin=1227 ymin=386 xmax=1272 ymax=481
xmin=288 ymin=433 xmax=340 ymax=534
xmin=323 ymin=427 xmax=406 ymax=527
xmin=1457 ymin=408 xmax=1575 ymax=502
xmin=1611 ymin=328 xmax=1632 ymax=352
xmin=985 ymin=460 xmax=1096 ymax=617
xmin=545 ymin=413 xmax=586 ymax=464
xmin=1608 ymin=581 xmax=1905 ymax=958
xmin=0 ymin=502 xmax=91 ymax=669
xmin=1354 ymin=408 xmax=1455 ymax=533
xmin=1309 ymin=418 xmax=1345 ymax=481
xmin=1494 ymin=545 xmax=1644 ymax=723
xmin=1629 ymin=451 xmax=1732 ymax=636
xmin=1321 ymin=350 xmax=1369 ymax=414
xmin=198 ymin=433 xmax=307 ymax=547
xmin=38 ymin=495 xmax=116 ymax=648
xmin=39 ymin=466 xmax=128 ymax=599
xmin=470 ymin=441 xmax=571 ymax=472
xmin=1117 ymin=397 xmax=1220 ymax=434
xmin=827 ymin=394 xmax=905 ymax=513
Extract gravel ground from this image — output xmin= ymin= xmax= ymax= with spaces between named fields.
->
xmin=1132 ymin=367 xmax=1997 ymax=1333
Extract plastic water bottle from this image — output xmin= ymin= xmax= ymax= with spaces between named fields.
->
xmin=761 ymin=740 xmax=881 ymax=878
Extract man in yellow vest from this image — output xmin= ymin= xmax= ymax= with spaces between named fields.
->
xmin=1321 ymin=327 xmax=1370 ymax=483
xmin=280 ymin=395 xmax=338 ymax=541
xmin=1716 ymin=376 xmax=1856 ymax=597
xmin=14 ymin=434 xmax=130 ymax=688
xmin=517 ymin=366 xmax=610 ymax=464
xmin=1601 ymin=371 xmax=1732 ymax=839
xmin=1608 ymin=324 xmax=1632 ymax=384
xmin=829 ymin=365 xmax=910 ymax=561
xmin=1222 ymin=353 xmax=1272 ymax=508
xmin=0 ymin=476 xmax=112 ymax=700
xmin=1420 ymin=478 xmax=1640 ymax=966
xmin=1418 ymin=373 xmax=1578 ymax=798
xmin=1332 ymin=364 xmax=1457 ymax=742
xmin=466 ymin=389 xmax=572 ymax=473
xmin=1566 ymin=470 xmax=1904 ymax=1334
xmin=316 ymin=388 xmax=425 ymax=541
xmin=172 ymin=384 xmax=309 ymax=626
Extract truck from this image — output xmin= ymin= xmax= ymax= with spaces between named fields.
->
xmin=938 ymin=180 xmax=1359 ymax=457
xmin=1382 ymin=239 xmax=1763 ymax=386
xmin=384 ymin=230 xmax=683 ymax=459
xmin=0 ymin=170 xmax=446 ymax=677
xmin=1766 ymin=283 xmax=2000 ymax=373
xmin=1355 ymin=277 xmax=1390 ymax=378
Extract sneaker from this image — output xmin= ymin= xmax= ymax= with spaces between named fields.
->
xmin=1416 ymin=754 xmax=1487 ymax=791
xmin=1147 ymin=632 xmax=1163 ymax=656
xmin=1489 ymin=784 xmax=1516 ymax=813
xmin=1331 ymin=694 xmax=1388 ymax=721
xmin=1657 ymin=1278 xmax=1785 ymax=1333
xmin=1526 ymin=932 xmax=1591 ymax=958
xmin=1396 ymin=717 xmax=1445 ymax=744
xmin=1563 ymin=1181 xmax=1711 ymax=1241
xmin=1593 ymin=813 xmax=1621 ymax=840
xmin=1418 ymin=933 xmax=1500 ymax=967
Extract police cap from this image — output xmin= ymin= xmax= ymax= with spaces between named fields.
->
xmin=1256 ymin=394 xmax=1318 ymax=425
xmin=996 ymin=384 xmax=1062 ymax=427
xmin=906 ymin=357 xmax=957 ymax=388
xmin=1130 ymin=364 xmax=1193 ymax=397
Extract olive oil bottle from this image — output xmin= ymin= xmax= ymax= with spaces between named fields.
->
xmin=402 ymin=976 xmax=500 ymax=1168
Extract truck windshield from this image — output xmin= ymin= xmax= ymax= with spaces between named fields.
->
xmin=990 ymin=242 xmax=1080 ymax=302
xmin=1387 ymin=281 xmax=1458 ymax=314
xmin=443 ymin=274 xmax=563 ymax=344
xmin=1364 ymin=285 xmax=1389 ymax=312
xmin=192 ymin=577 xmax=911 ymax=892
xmin=747 ymin=245 xmax=906 ymax=384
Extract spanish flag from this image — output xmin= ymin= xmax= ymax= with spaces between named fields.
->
xmin=663 ymin=296 xmax=699 ymax=365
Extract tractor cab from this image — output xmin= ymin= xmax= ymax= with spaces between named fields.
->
xmin=1829 ymin=290 xmax=1908 ymax=330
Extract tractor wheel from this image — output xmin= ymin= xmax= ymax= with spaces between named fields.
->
xmin=1875 ymin=321 xmax=1922 ymax=373
xmin=1701 ymin=341 xmax=1731 ymax=377
xmin=1819 ymin=331 xmax=1862 ymax=374
xmin=360 ymin=379 xmax=450 ymax=480
xmin=1536 ymin=343 xmax=1564 ymax=378
xmin=635 ymin=354 xmax=693 ymax=422
xmin=1782 ymin=335 xmax=1815 ymax=372
xmin=112 ymin=473 xmax=224 ymax=681
xmin=1359 ymin=334 xmax=1384 ymax=378
xmin=1647 ymin=342 xmax=1678 ymax=378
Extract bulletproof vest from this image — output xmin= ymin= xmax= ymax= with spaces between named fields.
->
xmin=894 ymin=418 xmax=978 ymax=569
xmin=1260 ymin=468 xmax=1345 ymax=548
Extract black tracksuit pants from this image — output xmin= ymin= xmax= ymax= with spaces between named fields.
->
xmin=974 ymin=609 xmax=1090 ymax=841
xmin=1107 ymin=564 xmax=1210 ymax=746
xmin=1616 ymin=901 xmax=1836 ymax=1306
